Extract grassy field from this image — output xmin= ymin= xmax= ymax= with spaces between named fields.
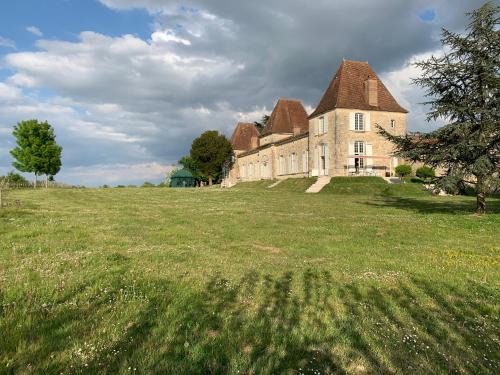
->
xmin=0 ymin=179 xmax=499 ymax=374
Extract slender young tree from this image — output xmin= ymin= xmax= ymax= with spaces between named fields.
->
xmin=379 ymin=2 xmax=499 ymax=214
xmin=10 ymin=120 xmax=63 ymax=188
xmin=190 ymin=130 xmax=232 ymax=186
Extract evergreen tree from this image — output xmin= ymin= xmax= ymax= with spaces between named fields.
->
xmin=10 ymin=120 xmax=63 ymax=188
xmin=379 ymin=2 xmax=499 ymax=214
xmin=190 ymin=131 xmax=233 ymax=185
xmin=254 ymin=114 xmax=270 ymax=134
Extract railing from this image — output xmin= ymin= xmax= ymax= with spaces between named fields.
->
xmin=0 ymin=181 xmax=76 ymax=189
xmin=0 ymin=180 xmax=80 ymax=208
xmin=348 ymin=170 xmax=378 ymax=177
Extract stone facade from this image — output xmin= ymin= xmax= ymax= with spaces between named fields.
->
xmin=236 ymin=133 xmax=309 ymax=182
xmin=224 ymin=60 xmax=409 ymax=186
xmin=308 ymin=108 xmax=407 ymax=177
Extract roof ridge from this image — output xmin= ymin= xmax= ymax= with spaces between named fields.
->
xmin=284 ymin=100 xmax=293 ymax=128
xmin=334 ymin=61 xmax=345 ymax=109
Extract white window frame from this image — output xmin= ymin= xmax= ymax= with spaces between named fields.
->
xmin=354 ymin=141 xmax=365 ymax=155
xmin=355 ymin=113 xmax=365 ymax=131
xmin=319 ymin=117 xmax=325 ymax=134
xmin=357 ymin=158 xmax=365 ymax=169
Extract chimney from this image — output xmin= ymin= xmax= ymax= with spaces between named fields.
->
xmin=250 ymin=135 xmax=258 ymax=149
xmin=293 ymin=125 xmax=301 ymax=136
xmin=364 ymin=76 xmax=378 ymax=107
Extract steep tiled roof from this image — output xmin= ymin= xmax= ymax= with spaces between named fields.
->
xmin=230 ymin=123 xmax=260 ymax=151
xmin=309 ymin=60 xmax=408 ymax=119
xmin=238 ymin=132 xmax=309 ymax=157
xmin=261 ymin=98 xmax=309 ymax=136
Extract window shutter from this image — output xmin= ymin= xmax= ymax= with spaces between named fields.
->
xmin=349 ymin=112 xmax=355 ymax=131
xmin=312 ymin=146 xmax=319 ymax=176
xmin=366 ymin=113 xmax=371 ymax=131
xmin=348 ymin=142 xmax=355 ymax=173
xmin=348 ymin=158 xmax=355 ymax=173
xmin=366 ymin=143 xmax=373 ymax=172
xmin=324 ymin=114 xmax=328 ymax=133
xmin=324 ymin=144 xmax=329 ymax=175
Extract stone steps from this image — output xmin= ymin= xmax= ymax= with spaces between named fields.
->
xmin=306 ymin=176 xmax=332 ymax=193
xmin=267 ymin=180 xmax=284 ymax=188
xmin=383 ymin=177 xmax=402 ymax=184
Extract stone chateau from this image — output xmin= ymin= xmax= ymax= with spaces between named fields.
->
xmin=224 ymin=60 xmax=408 ymax=187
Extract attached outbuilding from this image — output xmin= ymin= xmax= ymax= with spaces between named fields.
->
xmin=169 ymin=169 xmax=196 ymax=188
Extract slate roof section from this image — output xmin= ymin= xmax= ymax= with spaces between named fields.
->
xmin=230 ymin=123 xmax=260 ymax=151
xmin=309 ymin=60 xmax=408 ymax=119
xmin=261 ymin=98 xmax=309 ymax=136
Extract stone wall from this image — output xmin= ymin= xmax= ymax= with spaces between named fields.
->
xmin=235 ymin=134 xmax=309 ymax=182
xmin=309 ymin=108 xmax=407 ymax=177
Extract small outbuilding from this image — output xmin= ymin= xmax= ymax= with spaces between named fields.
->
xmin=170 ymin=169 xmax=196 ymax=188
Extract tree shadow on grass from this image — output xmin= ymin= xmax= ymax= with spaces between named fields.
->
xmin=89 ymin=272 xmax=498 ymax=374
xmin=4 ymin=270 xmax=498 ymax=374
xmin=364 ymin=195 xmax=500 ymax=215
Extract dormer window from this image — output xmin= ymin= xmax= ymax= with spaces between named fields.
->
xmin=355 ymin=113 xmax=365 ymax=131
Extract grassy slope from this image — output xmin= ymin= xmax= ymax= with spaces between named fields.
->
xmin=0 ymin=183 xmax=499 ymax=374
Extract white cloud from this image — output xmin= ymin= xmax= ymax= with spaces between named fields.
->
xmin=151 ymin=29 xmax=191 ymax=45
xmin=26 ymin=26 xmax=43 ymax=37
xmin=0 ymin=36 xmax=16 ymax=49
xmin=0 ymin=83 xmax=22 ymax=102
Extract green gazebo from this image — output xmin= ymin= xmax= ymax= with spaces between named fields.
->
xmin=170 ymin=169 xmax=196 ymax=188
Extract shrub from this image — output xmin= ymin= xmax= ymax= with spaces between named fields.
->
xmin=416 ymin=166 xmax=435 ymax=179
xmin=142 ymin=182 xmax=155 ymax=188
xmin=395 ymin=164 xmax=412 ymax=179
xmin=410 ymin=177 xmax=424 ymax=183
xmin=0 ymin=171 xmax=29 ymax=185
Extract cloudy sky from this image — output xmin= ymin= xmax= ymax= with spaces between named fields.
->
xmin=0 ymin=0 xmax=486 ymax=186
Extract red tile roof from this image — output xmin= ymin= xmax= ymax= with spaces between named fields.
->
xmin=261 ymin=98 xmax=309 ymax=136
xmin=310 ymin=60 xmax=408 ymax=119
xmin=230 ymin=122 xmax=260 ymax=151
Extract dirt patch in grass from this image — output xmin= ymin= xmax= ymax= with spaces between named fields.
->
xmin=253 ymin=243 xmax=283 ymax=254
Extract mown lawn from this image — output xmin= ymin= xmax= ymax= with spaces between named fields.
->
xmin=0 ymin=180 xmax=499 ymax=374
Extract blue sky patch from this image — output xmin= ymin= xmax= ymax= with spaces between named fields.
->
xmin=0 ymin=0 xmax=152 ymax=51
xmin=419 ymin=8 xmax=436 ymax=22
